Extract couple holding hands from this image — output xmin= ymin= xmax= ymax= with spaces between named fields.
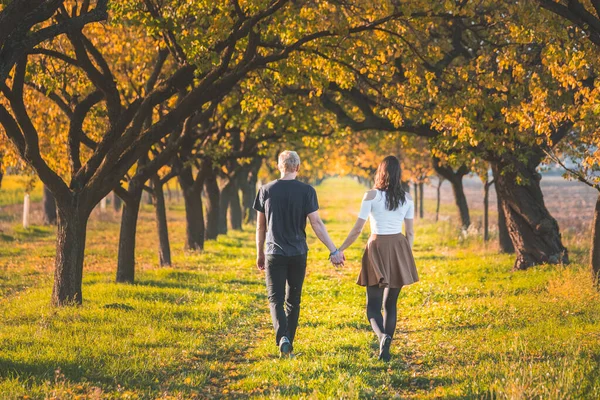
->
xmin=254 ymin=151 xmax=418 ymax=362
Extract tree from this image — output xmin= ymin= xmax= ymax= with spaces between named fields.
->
xmin=149 ymin=170 xmax=175 ymax=267
xmin=0 ymin=0 xmax=108 ymax=80
xmin=432 ymin=158 xmax=471 ymax=229
xmin=1 ymin=0 xmax=400 ymax=305
xmin=284 ymin=0 xmax=573 ymax=269
xmin=547 ymin=148 xmax=600 ymax=281
xmin=527 ymin=0 xmax=600 ymax=279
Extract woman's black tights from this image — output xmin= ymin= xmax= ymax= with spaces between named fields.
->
xmin=366 ymin=286 xmax=401 ymax=341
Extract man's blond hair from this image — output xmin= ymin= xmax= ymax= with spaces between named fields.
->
xmin=278 ymin=150 xmax=301 ymax=173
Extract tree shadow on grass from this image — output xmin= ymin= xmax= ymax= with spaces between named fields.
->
xmin=0 ymin=232 xmax=15 ymax=241
xmin=401 ymin=323 xmax=491 ymax=334
xmin=226 ymin=278 xmax=263 ymax=287
xmin=0 ymin=226 xmax=53 ymax=244
xmin=214 ymin=236 xmax=245 ymax=249
xmin=302 ymin=319 xmax=370 ymax=331
xmin=416 ymin=254 xmax=451 ymax=261
xmin=13 ymin=226 xmax=54 ymax=240
xmin=0 ymin=357 xmax=159 ymax=393
xmin=0 ymin=356 xmax=221 ymax=396
xmin=133 ymin=279 xmax=220 ymax=292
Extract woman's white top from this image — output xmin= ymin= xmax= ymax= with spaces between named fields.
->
xmin=358 ymin=189 xmax=414 ymax=235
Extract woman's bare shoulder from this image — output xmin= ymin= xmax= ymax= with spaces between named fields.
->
xmin=363 ymin=189 xmax=377 ymax=200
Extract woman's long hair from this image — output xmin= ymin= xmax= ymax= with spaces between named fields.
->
xmin=374 ymin=156 xmax=406 ymax=211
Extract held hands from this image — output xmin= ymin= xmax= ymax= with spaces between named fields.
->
xmin=329 ymin=248 xmax=345 ymax=267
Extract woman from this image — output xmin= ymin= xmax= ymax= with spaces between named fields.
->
xmin=338 ymin=155 xmax=418 ymax=362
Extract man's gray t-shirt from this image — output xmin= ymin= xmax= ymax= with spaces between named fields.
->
xmin=253 ymin=179 xmax=319 ymax=256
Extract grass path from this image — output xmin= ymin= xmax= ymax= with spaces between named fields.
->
xmin=1 ymin=178 xmax=600 ymax=398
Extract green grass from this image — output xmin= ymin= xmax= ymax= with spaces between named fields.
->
xmin=0 ymin=175 xmax=43 ymax=207
xmin=1 ymin=177 xmax=599 ymax=398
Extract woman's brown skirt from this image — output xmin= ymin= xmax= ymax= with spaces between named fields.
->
xmin=357 ymin=233 xmax=418 ymax=288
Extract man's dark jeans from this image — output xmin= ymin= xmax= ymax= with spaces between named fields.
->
xmin=265 ymin=253 xmax=307 ymax=348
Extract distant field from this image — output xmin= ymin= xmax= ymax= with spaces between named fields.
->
xmin=1 ymin=171 xmax=596 ymax=236
xmin=421 ymin=173 xmax=598 ymax=234
xmin=0 ymin=177 xmax=599 ymax=398
xmin=0 ymin=175 xmax=43 ymax=207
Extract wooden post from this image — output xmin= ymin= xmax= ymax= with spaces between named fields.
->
xmin=23 ymin=193 xmax=30 ymax=229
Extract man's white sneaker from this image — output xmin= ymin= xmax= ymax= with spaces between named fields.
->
xmin=279 ymin=336 xmax=292 ymax=358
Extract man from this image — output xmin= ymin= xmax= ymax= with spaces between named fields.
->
xmin=254 ymin=150 xmax=345 ymax=358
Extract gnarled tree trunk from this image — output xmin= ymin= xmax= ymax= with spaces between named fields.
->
xmin=116 ymin=184 xmax=143 ymax=283
xmin=497 ymin=199 xmax=514 ymax=253
xmin=151 ymin=175 xmax=171 ymax=267
xmin=52 ymin=203 xmax=90 ymax=306
xmin=491 ymin=156 xmax=567 ymax=270
xmin=591 ymin=193 xmax=600 ymax=283
xmin=491 ymin=169 xmax=515 ymax=253
xmin=178 ymin=166 xmax=205 ymax=251
xmin=204 ymin=168 xmax=220 ymax=240
xmin=42 ymin=184 xmax=57 ymax=225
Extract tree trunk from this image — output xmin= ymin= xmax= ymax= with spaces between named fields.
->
xmin=151 ymin=175 xmax=171 ymax=267
xmin=242 ymin=178 xmax=257 ymax=224
xmin=144 ymin=190 xmax=153 ymax=205
xmin=241 ymin=159 xmax=261 ymax=224
xmin=204 ymin=169 xmax=220 ymax=240
xmin=112 ymin=191 xmax=122 ymax=212
xmin=491 ymin=159 xmax=567 ymax=270
xmin=432 ymin=159 xmax=471 ymax=229
xmin=229 ymin=181 xmax=243 ymax=231
xmin=497 ymin=198 xmax=514 ymax=253
xmin=436 ymin=177 xmax=443 ymax=222
xmin=591 ymin=192 xmax=600 ymax=283
xmin=0 ymin=168 xmax=3 ymax=189
xmin=491 ymin=166 xmax=516 ymax=253
xmin=165 ymin=182 xmax=172 ymax=202
xmin=42 ymin=185 xmax=57 ymax=225
xmin=413 ymin=182 xmax=419 ymax=218
xmin=219 ymin=181 xmax=233 ymax=235
xmin=484 ymin=182 xmax=490 ymax=242
xmin=178 ymin=167 xmax=205 ymax=251
xmin=449 ymin=178 xmax=470 ymax=229
xmin=418 ymin=182 xmax=424 ymax=219
xmin=116 ymin=185 xmax=143 ymax=283
xmin=52 ymin=205 xmax=89 ymax=306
